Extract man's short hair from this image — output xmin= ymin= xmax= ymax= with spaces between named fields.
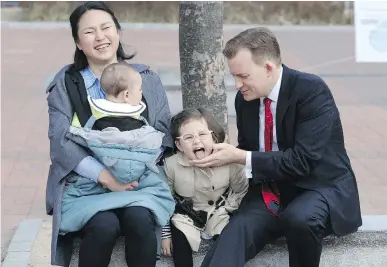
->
xmin=100 ymin=62 xmax=139 ymax=97
xmin=223 ymin=27 xmax=281 ymax=66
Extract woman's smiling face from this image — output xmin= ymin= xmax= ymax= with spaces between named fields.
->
xmin=76 ymin=9 xmax=120 ymax=65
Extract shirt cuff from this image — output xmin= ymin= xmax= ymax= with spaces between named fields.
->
xmin=245 ymin=151 xmax=252 ymax=179
xmin=161 ymin=223 xmax=171 ymax=239
xmin=74 ymin=156 xmax=105 ymax=183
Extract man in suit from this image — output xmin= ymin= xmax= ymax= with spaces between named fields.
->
xmin=190 ymin=27 xmax=362 ymax=267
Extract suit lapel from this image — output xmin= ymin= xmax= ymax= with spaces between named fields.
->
xmin=245 ymin=98 xmax=260 ymax=150
xmin=276 ymin=65 xmax=292 ymax=150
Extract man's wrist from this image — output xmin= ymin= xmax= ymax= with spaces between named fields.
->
xmin=235 ymin=148 xmax=247 ymax=165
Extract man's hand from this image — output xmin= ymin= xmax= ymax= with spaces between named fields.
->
xmin=161 ymin=238 xmax=173 ymax=256
xmin=98 ymin=169 xmax=139 ymax=192
xmin=190 ymin=143 xmax=247 ymax=168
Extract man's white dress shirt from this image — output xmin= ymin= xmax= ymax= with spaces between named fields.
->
xmin=245 ymin=68 xmax=283 ymax=178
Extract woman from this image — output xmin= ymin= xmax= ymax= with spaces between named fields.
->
xmin=46 ymin=2 xmax=174 ymax=267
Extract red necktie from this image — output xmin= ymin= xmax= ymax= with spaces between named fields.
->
xmin=261 ymin=98 xmax=280 ymax=216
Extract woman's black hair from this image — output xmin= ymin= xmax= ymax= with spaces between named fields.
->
xmin=171 ymin=108 xmax=226 ymax=144
xmin=69 ymin=1 xmax=135 ymax=71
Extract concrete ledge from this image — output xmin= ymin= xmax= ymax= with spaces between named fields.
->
xmin=156 ymin=68 xmax=387 ymax=92
xmin=2 ymin=215 xmax=385 ymax=266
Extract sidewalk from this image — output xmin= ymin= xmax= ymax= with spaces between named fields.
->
xmin=2 ymin=24 xmax=387 ymax=258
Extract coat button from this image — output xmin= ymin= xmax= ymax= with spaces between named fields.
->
xmin=208 ymin=200 xmax=214 ymax=205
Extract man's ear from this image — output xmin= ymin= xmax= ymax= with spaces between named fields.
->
xmin=264 ymin=61 xmax=275 ymax=77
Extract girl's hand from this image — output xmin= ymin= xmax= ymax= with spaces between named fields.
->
xmin=161 ymin=238 xmax=173 ymax=256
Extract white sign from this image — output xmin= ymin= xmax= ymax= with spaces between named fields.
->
xmin=354 ymin=1 xmax=387 ymax=62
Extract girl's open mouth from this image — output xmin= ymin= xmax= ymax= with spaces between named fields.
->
xmin=193 ymin=147 xmax=206 ymax=159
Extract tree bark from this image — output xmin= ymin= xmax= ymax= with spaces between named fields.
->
xmin=179 ymin=1 xmax=228 ymax=135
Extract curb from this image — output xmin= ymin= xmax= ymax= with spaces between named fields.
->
xmin=359 ymin=215 xmax=387 ymax=231
xmin=156 ymin=70 xmax=387 ymax=92
xmin=2 ymin=219 xmax=42 ymax=267
xmin=3 ymin=215 xmax=387 ymax=267
xmin=0 ymin=21 xmax=355 ymax=31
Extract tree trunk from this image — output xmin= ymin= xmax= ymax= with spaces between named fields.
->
xmin=179 ymin=1 xmax=228 ymax=135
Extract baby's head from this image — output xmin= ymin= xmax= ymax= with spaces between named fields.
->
xmin=100 ymin=62 xmax=142 ymax=105
xmin=171 ymin=108 xmax=225 ymax=160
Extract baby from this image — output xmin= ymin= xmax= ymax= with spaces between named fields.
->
xmin=87 ymin=62 xmax=146 ymax=131
xmin=61 ymin=62 xmax=175 ymax=234
xmin=101 ymin=62 xmax=143 ymax=109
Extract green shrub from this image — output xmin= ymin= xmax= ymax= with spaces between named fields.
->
xmin=8 ymin=1 xmax=354 ymax=25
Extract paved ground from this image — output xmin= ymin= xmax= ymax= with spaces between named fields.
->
xmin=1 ymin=25 xmax=387 ymax=258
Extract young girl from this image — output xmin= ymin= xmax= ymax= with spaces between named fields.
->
xmin=161 ymin=108 xmax=248 ymax=267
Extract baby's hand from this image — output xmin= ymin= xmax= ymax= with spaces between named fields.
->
xmin=161 ymin=238 xmax=173 ymax=256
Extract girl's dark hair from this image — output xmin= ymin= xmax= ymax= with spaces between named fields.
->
xmin=171 ymin=108 xmax=225 ymax=144
xmin=69 ymin=1 xmax=135 ymax=71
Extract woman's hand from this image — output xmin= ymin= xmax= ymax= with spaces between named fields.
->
xmin=161 ymin=238 xmax=173 ymax=256
xmin=98 ymin=168 xmax=138 ymax=192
